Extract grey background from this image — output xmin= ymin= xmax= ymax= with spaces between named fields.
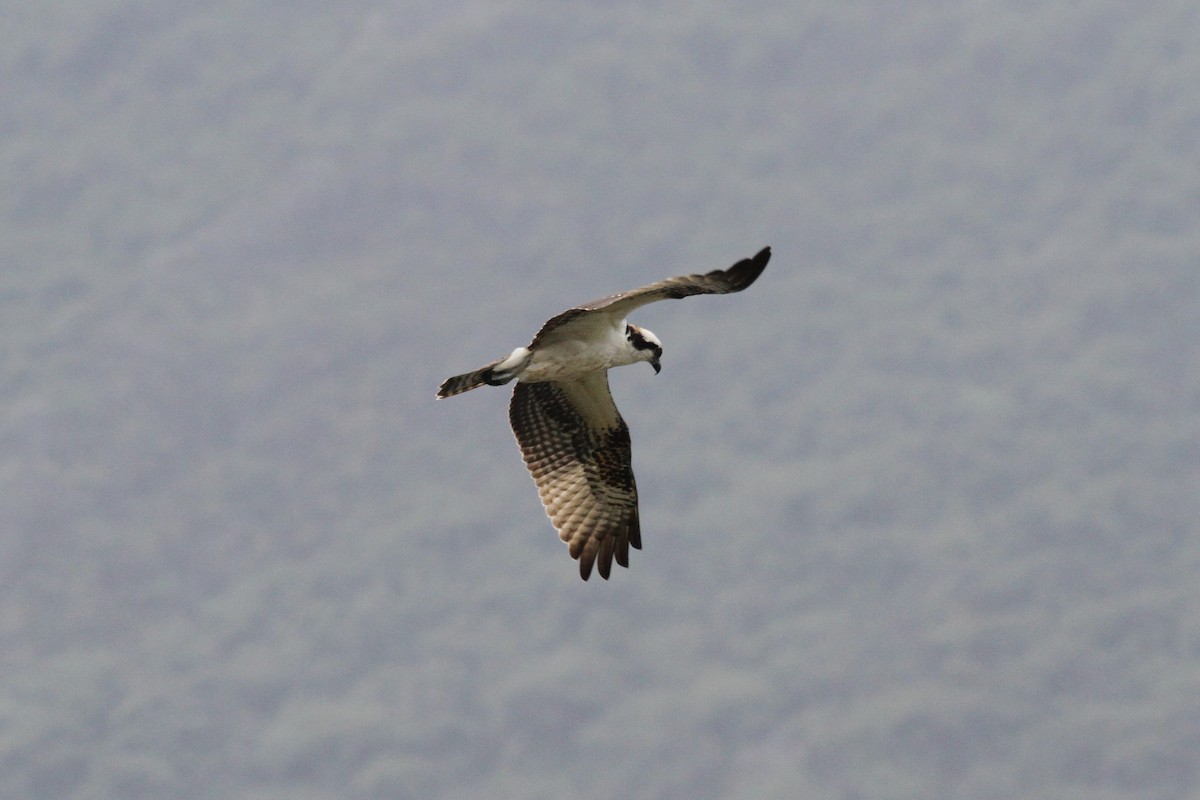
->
xmin=4 ymin=1 xmax=1199 ymax=798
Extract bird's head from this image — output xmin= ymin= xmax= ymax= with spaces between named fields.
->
xmin=626 ymin=324 xmax=663 ymax=374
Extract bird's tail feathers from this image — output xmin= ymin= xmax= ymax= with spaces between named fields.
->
xmin=437 ymin=358 xmax=521 ymax=398
xmin=438 ymin=361 xmax=500 ymax=398
xmin=439 ymin=347 xmax=534 ymax=398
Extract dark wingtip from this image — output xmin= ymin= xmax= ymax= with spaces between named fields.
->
xmin=746 ymin=245 xmax=771 ymax=275
xmin=721 ymin=245 xmax=771 ymax=292
xmin=596 ymin=538 xmax=615 ymax=580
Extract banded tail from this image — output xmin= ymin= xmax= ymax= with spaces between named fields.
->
xmin=437 ymin=361 xmax=501 ymax=398
xmin=438 ymin=347 xmax=533 ymax=399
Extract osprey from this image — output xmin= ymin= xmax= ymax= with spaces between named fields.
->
xmin=438 ymin=246 xmax=771 ymax=580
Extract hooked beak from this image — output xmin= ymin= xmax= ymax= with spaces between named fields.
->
xmin=650 ymin=354 xmax=662 ymax=374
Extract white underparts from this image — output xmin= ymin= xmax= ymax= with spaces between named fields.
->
xmin=496 ymin=347 xmax=532 ymax=372
xmin=515 ymin=321 xmax=658 ymax=383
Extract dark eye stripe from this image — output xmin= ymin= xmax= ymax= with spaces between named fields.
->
xmin=626 ymin=325 xmax=655 ymax=351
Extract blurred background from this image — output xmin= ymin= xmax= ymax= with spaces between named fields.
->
xmin=3 ymin=1 xmax=1199 ymax=798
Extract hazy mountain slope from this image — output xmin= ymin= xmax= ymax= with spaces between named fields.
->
xmin=2 ymin=1 xmax=1198 ymax=798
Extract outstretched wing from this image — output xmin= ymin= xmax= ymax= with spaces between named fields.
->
xmin=530 ymin=245 xmax=771 ymax=348
xmin=508 ymin=373 xmax=642 ymax=580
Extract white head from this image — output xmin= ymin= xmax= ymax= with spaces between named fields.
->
xmin=626 ymin=324 xmax=663 ymax=373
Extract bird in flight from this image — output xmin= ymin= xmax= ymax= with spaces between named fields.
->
xmin=438 ymin=246 xmax=771 ymax=580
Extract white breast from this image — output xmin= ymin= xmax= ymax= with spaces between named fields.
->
xmin=520 ymin=320 xmax=633 ymax=382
